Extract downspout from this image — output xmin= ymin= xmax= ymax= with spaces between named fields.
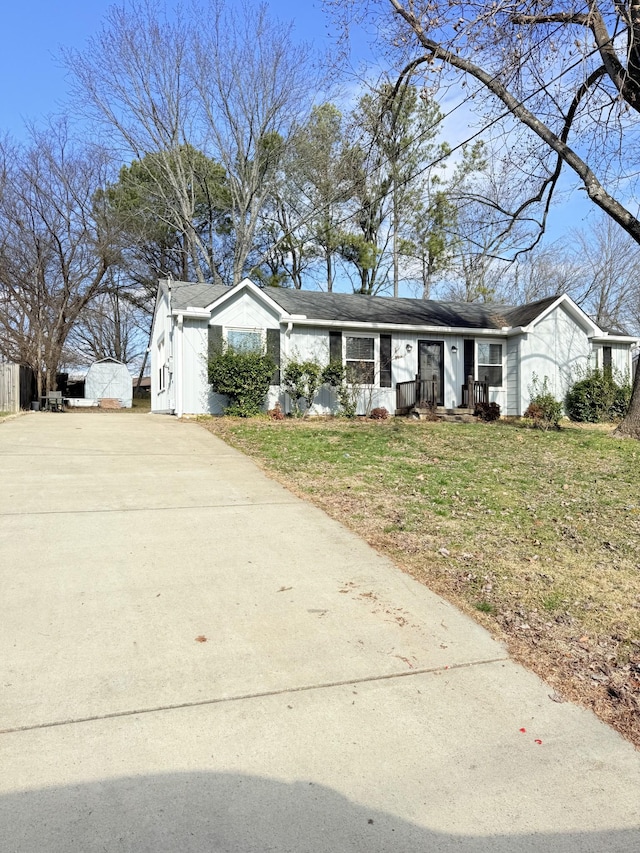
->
xmin=284 ymin=322 xmax=293 ymax=415
xmin=176 ymin=313 xmax=184 ymax=418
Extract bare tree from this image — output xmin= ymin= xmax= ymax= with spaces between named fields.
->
xmin=327 ymin=0 xmax=640 ymax=433
xmin=64 ymin=1 xmax=223 ymax=285
xmin=192 ymin=1 xmax=322 ymax=284
xmin=0 ymin=123 xmax=115 ymax=397
xmin=67 ymin=273 xmax=147 ymax=366
xmin=503 ymin=217 xmax=640 ymax=332
xmin=65 ymin=0 xmax=321 ymax=286
xmin=572 ymin=216 xmax=640 ymax=333
xmin=437 ymin=159 xmax=545 ymax=302
xmin=259 ymin=103 xmax=356 ymax=292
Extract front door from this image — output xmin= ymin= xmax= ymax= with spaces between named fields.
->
xmin=417 ymin=340 xmax=444 ymax=406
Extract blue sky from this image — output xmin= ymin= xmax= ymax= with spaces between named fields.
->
xmin=1 ymin=1 xmax=333 ymax=139
xmin=2 ymin=2 xmax=112 ymax=136
xmin=1 ymin=1 xmax=592 ymax=251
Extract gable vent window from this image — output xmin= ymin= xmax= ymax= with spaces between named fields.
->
xmin=346 ymin=335 xmax=375 ymax=384
xmin=227 ymin=329 xmax=262 ymax=353
xmin=477 ymin=342 xmax=503 ymax=387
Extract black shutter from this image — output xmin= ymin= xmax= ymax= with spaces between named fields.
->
xmin=379 ymin=334 xmax=392 ymax=387
xmin=329 ymin=330 xmax=342 ymax=364
xmin=208 ymin=325 xmax=223 ymax=362
xmin=463 ymin=339 xmax=474 ymax=383
xmin=267 ymin=328 xmax=281 ymax=385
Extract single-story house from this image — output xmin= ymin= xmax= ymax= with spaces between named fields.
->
xmin=150 ymin=278 xmax=638 ymax=417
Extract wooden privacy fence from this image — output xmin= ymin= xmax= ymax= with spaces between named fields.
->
xmin=0 ymin=363 xmax=36 ymax=412
xmin=0 ymin=362 xmax=20 ymax=412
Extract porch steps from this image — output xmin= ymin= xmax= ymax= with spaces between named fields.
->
xmin=400 ymin=406 xmax=477 ymax=423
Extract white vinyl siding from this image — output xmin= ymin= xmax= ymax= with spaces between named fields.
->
xmin=519 ymin=302 xmax=591 ymax=415
xmin=594 ymin=342 xmax=631 ymax=378
xmin=506 ymin=337 xmax=520 ymax=415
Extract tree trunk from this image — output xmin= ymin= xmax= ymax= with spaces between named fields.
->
xmin=392 ymin=178 xmax=399 ymax=298
xmin=614 ymin=359 xmax=640 ymax=438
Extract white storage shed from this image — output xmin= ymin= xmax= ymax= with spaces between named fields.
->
xmin=84 ymin=358 xmax=133 ymax=408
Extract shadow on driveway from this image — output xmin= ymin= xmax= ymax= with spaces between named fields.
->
xmin=2 ymin=771 xmax=638 ymax=852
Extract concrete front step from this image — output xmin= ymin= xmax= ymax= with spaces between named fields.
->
xmin=400 ymin=406 xmax=477 ymax=422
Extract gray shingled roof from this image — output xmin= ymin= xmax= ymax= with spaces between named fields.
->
xmin=168 ymin=281 xmax=229 ymax=311
xmin=167 ymin=280 xmax=561 ymax=330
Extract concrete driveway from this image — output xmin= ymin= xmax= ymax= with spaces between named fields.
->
xmin=1 ymin=412 xmax=639 ymax=852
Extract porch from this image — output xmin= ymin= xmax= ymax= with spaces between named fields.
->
xmin=395 ymin=375 xmax=488 ymax=418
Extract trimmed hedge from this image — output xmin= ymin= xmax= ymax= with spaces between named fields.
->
xmin=208 ymin=349 xmax=275 ymax=417
xmin=565 ymin=369 xmax=631 ymax=423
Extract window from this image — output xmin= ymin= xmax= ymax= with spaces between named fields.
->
xmin=477 ymin=342 xmax=503 ymax=387
xmin=157 ymin=339 xmax=166 ymax=392
xmin=226 ymin=329 xmax=263 ymax=353
xmin=602 ymin=345 xmax=612 ymax=376
xmin=346 ymin=335 xmax=375 ymax=384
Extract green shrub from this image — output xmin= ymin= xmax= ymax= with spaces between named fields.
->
xmin=321 ymin=360 xmax=359 ymax=418
xmin=282 ymin=359 xmax=323 ymax=416
xmin=321 ymin=360 xmax=345 ymax=389
xmin=335 ymin=383 xmax=359 ymax=418
xmin=208 ymin=348 xmax=275 ymax=417
xmin=565 ymin=368 xmax=631 ymax=423
xmin=524 ymin=374 xmax=562 ymax=429
xmin=612 ymin=381 xmax=632 ymax=419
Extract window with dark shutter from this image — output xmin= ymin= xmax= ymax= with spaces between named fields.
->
xmin=329 ymin=330 xmax=342 ymax=364
xmin=266 ymin=328 xmax=281 ymax=385
xmin=208 ymin=325 xmax=223 ymax=362
xmin=463 ymin=339 xmax=475 ymax=384
xmin=380 ymin=334 xmax=392 ymax=387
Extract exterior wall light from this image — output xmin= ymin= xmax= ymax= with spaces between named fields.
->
xmin=451 ymin=345 xmax=458 ymax=354
xmin=406 ymin=343 xmax=413 ymax=353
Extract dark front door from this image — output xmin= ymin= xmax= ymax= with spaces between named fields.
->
xmin=417 ymin=340 xmax=444 ymax=406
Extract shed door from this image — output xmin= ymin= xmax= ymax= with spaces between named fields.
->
xmin=418 ymin=340 xmax=444 ymax=406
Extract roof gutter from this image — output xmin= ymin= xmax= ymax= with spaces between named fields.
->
xmin=170 ymin=308 xmax=212 ymax=319
xmin=283 ymin=316 xmax=512 ymax=336
xmin=590 ymin=334 xmax=640 ymax=344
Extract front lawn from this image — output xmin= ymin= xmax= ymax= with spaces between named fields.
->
xmin=200 ymin=417 xmax=640 ymax=746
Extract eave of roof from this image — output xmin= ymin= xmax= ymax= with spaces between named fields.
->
xmin=161 ymin=279 xmax=616 ymax=337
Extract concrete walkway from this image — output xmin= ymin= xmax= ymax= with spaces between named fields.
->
xmin=1 ymin=412 xmax=639 ymax=852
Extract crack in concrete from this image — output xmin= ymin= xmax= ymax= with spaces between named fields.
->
xmin=0 ymin=657 xmax=508 ymax=737
xmin=0 ymin=501 xmax=299 ymax=518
